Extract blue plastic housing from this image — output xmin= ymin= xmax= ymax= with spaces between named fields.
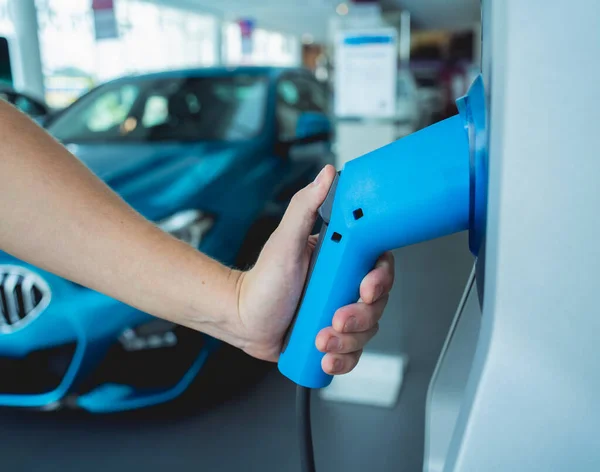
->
xmin=278 ymin=115 xmax=471 ymax=388
xmin=278 ymin=75 xmax=489 ymax=389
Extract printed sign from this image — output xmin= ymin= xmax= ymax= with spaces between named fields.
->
xmin=335 ymin=29 xmax=398 ymax=118
xmin=238 ymin=18 xmax=255 ymax=56
xmin=93 ymin=0 xmax=118 ymax=40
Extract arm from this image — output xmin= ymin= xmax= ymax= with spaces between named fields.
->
xmin=0 ymin=101 xmax=394 ymax=373
xmin=0 ymin=100 xmax=241 ymax=345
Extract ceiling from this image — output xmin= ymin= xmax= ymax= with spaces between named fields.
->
xmin=382 ymin=0 xmax=480 ymax=29
xmin=161 ymin=0 xmax=480 ymax=41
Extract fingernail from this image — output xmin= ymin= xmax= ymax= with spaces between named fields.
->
xmin=332 ymin=358 xmax=343 ymax=373
xmin=343 ymin=317 xmax=357 ymax=332
xmin=326 ymin=337 xmax=340 ymax=351
xmin=313 ymin=167 xmax=326 ymax=186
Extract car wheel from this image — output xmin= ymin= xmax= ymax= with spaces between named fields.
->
xmin=234 ymin=215 xmax=281 ymax=270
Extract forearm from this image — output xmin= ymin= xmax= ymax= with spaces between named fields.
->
xmin=0 ymin=101 xmax=243 ymax=346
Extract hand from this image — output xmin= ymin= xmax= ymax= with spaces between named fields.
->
xmin=235 ymin=165 xmax=395 ymax=375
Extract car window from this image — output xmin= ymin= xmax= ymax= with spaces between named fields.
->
xmin=142 ymin=95 xmax=169 ymax=127
xmin=47 ymin=75 xmax=268 ymax=143
xmin=294 ymin=76 xmax=328 ymax=113
xmin=85 ymin=85 xmax=140 ymax=132
xmin=278 ymin=80 xmax=300 ymax=106
xmin=13 ymin=95 xmax=47 ymax=117
xmin=276 ymin=75 xmax=328 ymax=141
xmin=276 ymin=79 xmax=302 ymax=140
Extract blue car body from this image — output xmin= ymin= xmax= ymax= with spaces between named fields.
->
xmin=0 ymin=67 xmax=332 ymax=412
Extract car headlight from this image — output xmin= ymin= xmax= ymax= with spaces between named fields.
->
xmin=157 ymin=210 xmax=214 ymax=248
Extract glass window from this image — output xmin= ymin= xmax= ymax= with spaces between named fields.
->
xmin=48 ymin=74 xmax=269 ymax=143
xmin=142 ymin=95 xmax=169 ymax=127
xmin=276 ymin=79 xmax=301 ymax=140
xmin=278 ymin=80 xmax=299 ymax=106
xmin=223 ymin=22 xmax=300 ymax=67
xmin=84 ymin=84 xmax=140 ymax=132
xmin=276 ymin=75 xmax=329 ymax=141
xmin=294 ymin=76 xmax=328 ymax=113
xmin=35 ymin=0 xmax=218 ymax=108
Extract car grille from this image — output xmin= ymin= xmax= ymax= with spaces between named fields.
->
xmin=78 ymin=326 xmax=208 ymax=394
xmin=0 ymin=265 xmax=51 ymax=333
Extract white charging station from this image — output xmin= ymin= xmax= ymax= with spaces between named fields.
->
xmin=425 ymin=1 xmax=600 ymax=470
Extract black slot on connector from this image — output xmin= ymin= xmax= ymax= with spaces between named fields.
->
xmin=353 ymin=208 xmax=364 ymax=220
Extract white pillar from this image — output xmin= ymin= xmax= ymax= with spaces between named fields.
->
xmin=398 ymin=11 xmax=411 ymax=68
xmin=290 ymin=35 xmax=301 ymax=67
xmin=9 ymin=0 xmax=44 ymax=99
xmin=213 ymin=15 xmax=223 ymax=66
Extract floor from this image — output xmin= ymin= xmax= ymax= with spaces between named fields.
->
xmin=0 ymin=232 xmax=473 ymax=472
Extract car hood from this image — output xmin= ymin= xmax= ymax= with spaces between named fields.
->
xmin=60 ymin=140 xmax=265 ymax=223
xmin=65 ymin=141 xmax=233 ymax=182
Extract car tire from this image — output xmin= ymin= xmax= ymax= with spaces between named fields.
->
xmin=234 ymin=215 xmax=281 ymax=270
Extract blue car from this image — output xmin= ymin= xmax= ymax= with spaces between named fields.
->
xmin=0 ymin=67 xmax=333 ymax=412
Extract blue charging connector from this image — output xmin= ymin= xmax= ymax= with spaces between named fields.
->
xmin=279 ymin=75 xmax=489 ymax=390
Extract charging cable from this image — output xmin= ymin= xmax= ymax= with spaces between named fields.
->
xmin=296 ymin=386 xmax=316 ymax=472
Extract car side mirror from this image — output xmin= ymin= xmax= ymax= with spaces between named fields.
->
xmin=275 ymin=112 xmax=332 ymax=158
xmin=295 ymin=111 xmax=331 ymax=141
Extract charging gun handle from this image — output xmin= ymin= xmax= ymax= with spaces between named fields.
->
xmin=278 ymin=172 xmax=378 ymax=389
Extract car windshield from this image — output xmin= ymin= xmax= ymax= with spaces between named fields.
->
xmin=48 ymin=74 xmax=269 ymax=143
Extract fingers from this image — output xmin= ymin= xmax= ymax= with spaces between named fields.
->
xmin=322 ymin=350 xmax=362 ymax=375
xmin=307 ymin=233 xmax=319 ymax=250
xmin=359 ymin=251 xmax=395 ymax=304
xmin=313 ymin=254 xmax=394 ymax=376
xmin=316 ymin=324 xmax=379 ymax=354
xmin=272 ymin=165 xmax=336 ymax=249
xmin=318 ymin=322 xmax=378 ymax=374
xmin=331 ymin=295 xmax=388 ymax=333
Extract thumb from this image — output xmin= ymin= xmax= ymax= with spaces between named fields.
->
xmin=272 ymin=165 xmax=336 ymax=251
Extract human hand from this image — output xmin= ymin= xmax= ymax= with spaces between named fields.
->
xmin=235 ymin=165 xmax=395 ymax=375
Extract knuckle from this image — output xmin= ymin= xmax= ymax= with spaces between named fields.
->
xmin=289 ymin=190 xmax=305 ymax=207
xmin=348 ymin=336 xmax=358 ymax=351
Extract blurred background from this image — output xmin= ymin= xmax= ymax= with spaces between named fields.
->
xmin=0 ymin=0 xmax=480 ymax=471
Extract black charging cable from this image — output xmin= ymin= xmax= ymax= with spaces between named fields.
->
xmin=296 ymin=385 xmax=316 ymax=472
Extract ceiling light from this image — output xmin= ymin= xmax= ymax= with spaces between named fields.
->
xmin=302 ymin=33 xmax=314 ymax=45
xmin=336 ymin=2 xmax=349 ymax=16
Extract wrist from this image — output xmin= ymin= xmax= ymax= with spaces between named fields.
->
xmin=173 ymin=251 xmax=249 ymax=350
xmin=230 ymin=268 xmax=250 ymax=351
xmin=211 ymin=267 xmax=248 ymax=350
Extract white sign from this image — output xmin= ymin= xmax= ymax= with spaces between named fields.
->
xmin=335 ymin=29 xmax=397 ymax=119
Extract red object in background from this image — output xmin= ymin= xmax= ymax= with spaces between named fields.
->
xmin=238 ymin=18 xmax=256 ymax=58
xmin=92 ymin=0 xmax=114 ymax=11
xmin=92 ymin=0 xmax=118 ymax=40
xmin=238 ymin=19 xmax=255 ymax=39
